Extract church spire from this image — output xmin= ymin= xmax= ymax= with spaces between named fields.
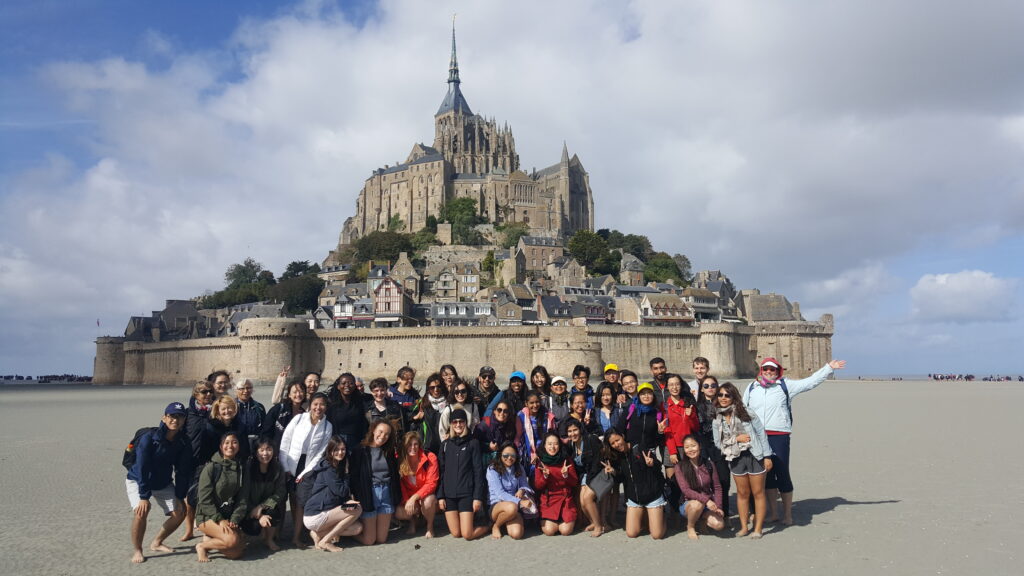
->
xmin=448 ymin=16 xmax=460 ymax=86
xmin=561 ymin=141 xmax=569 ymax=164
xmin=436 ymin=15 xmax=472 ymax=117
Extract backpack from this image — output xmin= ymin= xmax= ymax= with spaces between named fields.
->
xmin=122 ymin=426 xmax=159 ymax=471
xmin=747 ymin=380 xmax=792 ymax=424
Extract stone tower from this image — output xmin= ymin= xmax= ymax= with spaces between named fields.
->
xmin=433 ymin=23 xmax=518 ymax=174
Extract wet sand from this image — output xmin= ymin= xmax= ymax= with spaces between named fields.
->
xmin=1 ymin=379 xmax=1019 ymax=575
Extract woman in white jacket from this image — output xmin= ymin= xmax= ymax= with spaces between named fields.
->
xmin=279 ymin=392 xmax=333 ymax=548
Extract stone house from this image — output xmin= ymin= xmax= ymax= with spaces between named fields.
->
xmin=538 ymin=295 xmax=573 ymax=326
xmin=681 ymin=287 xmax=722 ymax=322
xmin=619 ymin=251 xmax=645 ymax=286
xmin=373 ymin=276 xmax=415 ymax=327
xmin=432 ymin=301 xmax=495 ymax=326
xmin=517 ymin=236 xmax=564 ymax=272
xmin=639 ymin=293 xmax=694 ymax=327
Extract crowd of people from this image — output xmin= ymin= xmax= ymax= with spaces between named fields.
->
xmin=125 ymin=356 xmax=845 ymax=563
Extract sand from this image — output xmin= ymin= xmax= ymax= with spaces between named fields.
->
xmin=0 ymin=379 xmax=1020 ymax=575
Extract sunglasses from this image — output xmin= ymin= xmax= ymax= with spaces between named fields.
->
xmin=198 ymin=390 xmax=213 ymax=395
xmin=454 ymin=389 xmax=469 ymax=395
xmin=501 ymin=453 xmax=517 ymax=459
xmin=552 ymin=382 xmax=566 ymax=387
xmin=702 ymin=383 xmax=719 ymax=389
xmin=717 ymin=392 xmax=732 ymax=399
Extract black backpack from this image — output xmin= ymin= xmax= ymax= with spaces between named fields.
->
xmin=122 ymin=426 xmax=159 ymax=471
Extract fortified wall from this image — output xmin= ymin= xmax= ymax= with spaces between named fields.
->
xmin=94 ymin=317 xmax=833 ymax=386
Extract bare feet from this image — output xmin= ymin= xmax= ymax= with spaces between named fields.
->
xmin=491 ymin=526 xmax=503 ymax=540
xmin=291 ymin=539 xmax=304 ymax=549
xmin=584 ymin=523 xmax=595 ymax=532
xmin=149 ymin=542 xmax=172 ymax=553
xmin=179 ymin=531 xmax=195 ymax=542
xmin=316 ymin=541 xmax=344 ymax=552
xmin=424 ymin=530 xmax=434 ymax=538
xmin=130 ymin=550 xmax=146 ymax=563
xmin=265 ymin=539 xmax=281 ymax=551
xmin=736 ymin=529 xmax=749 ymax=537
xmin=749 ymin=531 xmax=763 ymax=539
xmin=590 ymin=525 xmax=604 ymax=538
xmin=782 ymin=516 xmax=793 ymax=526
xmin=687 ymin=527 xmax=700 ymax=540
xmin=196 ymin=543 xmax=210 ymax=563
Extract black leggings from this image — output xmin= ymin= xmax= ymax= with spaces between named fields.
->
xmin=711 ymin=456 xmax=731 ymax=517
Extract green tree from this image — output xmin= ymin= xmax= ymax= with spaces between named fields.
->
xmin=386 ymin=214 xmax=405 ymax=232
xmin=439 ymin=197 xmax=483 ymax=228
xmin=280 ymin=260 xmax=320 ymax=280
xmin=410 ymin=228 xmax=440 ymax=252
xmin=672 ymin=253 xmax=693 ymax=284
xmin=354 ymin=231 xmax=413 ymax=263
xmin=256 ymin=270 xmax=277 ymax=285
xmin=568 ymin=229 xmax=609 ymax=269
xmin=224 ymin=257 xmax=264 ymax=289
xmin=268 ymin=274 xmax=325 ymax=314
xmin=481 ymin=250 xmax=495 ymax=275
xmin=593 ymin=249 xmax=621 ymax=277
xmin=425 ymin=215 xmax=438 ymax=233
xmin=644 ymin=251 xmax=684 ymax=284
xmin=498 ymin=222 xmax=531 ymax=249
xmin=197 ymin=283 xmax=266 ymax=309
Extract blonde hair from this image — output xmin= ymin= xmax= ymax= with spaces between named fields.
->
xmin=210 ymin=395 xmax=238 ymax=421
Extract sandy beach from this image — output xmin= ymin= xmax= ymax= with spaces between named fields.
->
xmin=1 ymin=379 xmax=1019 ymax=575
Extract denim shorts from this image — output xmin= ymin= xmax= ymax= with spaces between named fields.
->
xmin=362 ymin=483 xmax=394 ymax=518
xmin=626 ymin=495 xmax=667 ymax=509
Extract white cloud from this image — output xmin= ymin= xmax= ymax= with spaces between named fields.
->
xmin=910 ymin=270 xmax=1018 ymax=323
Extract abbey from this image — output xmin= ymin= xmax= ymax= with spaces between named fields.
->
xmin=337 ymin=27 xmax=595 ymax=247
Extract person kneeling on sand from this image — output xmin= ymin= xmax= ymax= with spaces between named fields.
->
xmin=126 ymin=402 xmax=191 ymax=563
xmin=675 ymin=434 xmax=725 ymax=540
xmin=194 ymin=432 xmax=248 ymax=562
xmin=302 ymin=436 xmax=364 ymax=552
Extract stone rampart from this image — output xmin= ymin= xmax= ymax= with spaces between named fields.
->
xmin=94 ymin=318 xmax=833 ymax=386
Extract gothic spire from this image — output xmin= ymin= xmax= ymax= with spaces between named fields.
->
xmin=448 ymin=17 xmax=460 ymax=86
xmin=436 ymin=15 xmax=472 ymax=117
xmin=561 ymin=141 xmax=569 ymax=164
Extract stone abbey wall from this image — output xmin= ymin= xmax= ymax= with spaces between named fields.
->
xmin=94 ymin=318 xmax=833 ymax=387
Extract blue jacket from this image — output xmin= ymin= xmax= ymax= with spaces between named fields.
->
xmin=744 ymin=364 xmax=834 ymax=433
xmin=712 ymin=413 xmax=773 ymax=461
xmin=486 ymin=465 xmax=531 ymax=505
xmin=235 ymin=398 xmax=266 ymax=437
xmin=304 ymin=458 xmax=353 ymax=515
xmin=127 ymin=422 xmax=192 ymax=501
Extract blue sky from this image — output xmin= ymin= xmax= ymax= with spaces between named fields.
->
xmin=2 ymin=0 xmax=1022 ymax=378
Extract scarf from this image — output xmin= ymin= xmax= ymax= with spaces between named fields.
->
xmin=428 ymin=395 xmax=447 ymax=412
xmin=634 ymin=398 xmax=656 ymax=415
xmin=716 ymin=405 xmax=749 ymax=460
xmin=757 ymin=375 xmax=779 ymax=388
xmin=539 ymin=450 xmax=564 ymax=466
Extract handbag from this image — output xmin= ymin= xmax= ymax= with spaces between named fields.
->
xmin=519 ymin=493 xmax=539 ymax=519
xmin=587 ymin=469 xmax=614 ymax=500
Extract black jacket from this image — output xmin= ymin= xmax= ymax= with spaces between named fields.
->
xmin=262 ymin=401 xmax=303 ymax=449
xmin=349 ymin=445 xmax=401 ymax=514
xmin=436 ymin=434 xmax=486 ymax=502
xmin=327 ymin=395 xmax=368 ymax=442
xmin=621 ymin=445 xmax=664 ymax=506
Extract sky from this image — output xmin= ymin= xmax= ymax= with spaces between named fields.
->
xmin=1 ymin=0 xmax=1022 ymax=378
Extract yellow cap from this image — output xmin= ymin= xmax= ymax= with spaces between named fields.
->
xmin=604 ymin=363 xmax=619 ymax=373
xmin=637 ymin=382 xmax=655 ymax=394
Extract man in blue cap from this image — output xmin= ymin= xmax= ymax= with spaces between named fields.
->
xmin=126 ymin=402 xmax=192 ymax=563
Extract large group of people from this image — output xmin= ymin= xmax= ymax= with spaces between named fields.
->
xmin=125 ymin=355 xmax=845 ymax=562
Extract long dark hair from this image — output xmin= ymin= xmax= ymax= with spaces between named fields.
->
xmin=422 ymin=372 xmax=447 ymax=415
xmin=678 ymin=434 xmax=713 ymax=492
xmin=601 ymin=428 xmax=627 ymax=462
xmin=595 ymin=382 xmax=617 ymax=409
xmin=323 ymin=435 xmax=350 ymax=474
xmin=530 ymin=365 xmax=551 ymax=395
xmin=718 ymin=382 xmax=752 ymax=422
xmin=490 ymin=400 xmax=517 ymax=440
xmin=249 ymin=436 xmax=281 ymax=479
xmin=490 ymin=441 xmax=523 ymax=477
xmin=447 ymin=379 xmax=472 ymax=405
